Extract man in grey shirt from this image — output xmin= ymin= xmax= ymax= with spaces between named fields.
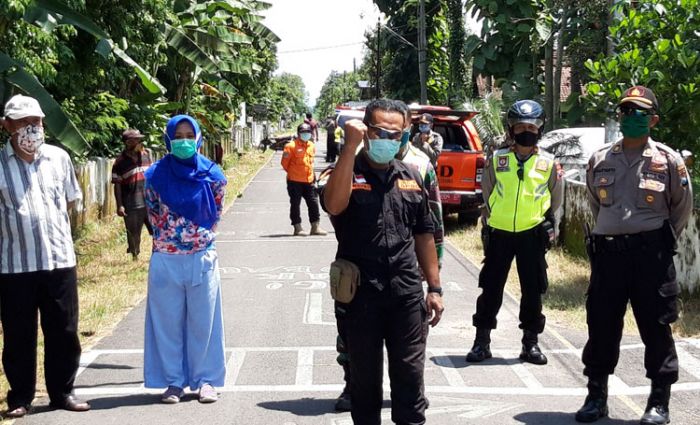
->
xmin=576 ymin=86 xmax=693 ymax=425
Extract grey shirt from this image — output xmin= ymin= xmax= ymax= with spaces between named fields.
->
xmin=481 ymin=147 xmax=564 ymax=221
xmin=586 ymin=138 xmax=693 ymax=236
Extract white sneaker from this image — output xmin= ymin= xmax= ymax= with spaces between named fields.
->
xmin=198 ymin=384 xmax=218 ymax=403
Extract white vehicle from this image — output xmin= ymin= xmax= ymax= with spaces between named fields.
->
xmin=539 ymin=127 xmax=616 ymax=182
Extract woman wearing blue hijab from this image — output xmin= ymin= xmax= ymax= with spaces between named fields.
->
xmin=143 ymin=115 xmax=227 ymax=404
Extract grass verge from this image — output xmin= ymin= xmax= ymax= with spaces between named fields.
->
xmin=444 ymin=216 xmax=700 ymax=338
xmin=0 ymin=149 xmax=273 ymax=412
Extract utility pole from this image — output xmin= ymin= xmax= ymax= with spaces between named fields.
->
xmin=375 ymin=18 xmax=381 ymax=99
xmin=418 ymin=0 xmax=428 ymax=104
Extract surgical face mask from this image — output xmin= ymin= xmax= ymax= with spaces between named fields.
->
xmin=513 ymin=131 xmax=539 ymax=147
xmin=170 ymin=138 xmax=197 ymax=159
xmin=419 ymin=124 xmax=431 ymax=134
xmin=299 ymin=132 xmax=312 ymax=142
xmin=15 ymin=124 xmax=45 ymax=155
xmin=367 ymin=138 xmax=401 ymax=164
xmin=620 ymin=114 xmax=651 ymax=138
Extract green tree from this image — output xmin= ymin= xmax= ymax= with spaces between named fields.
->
xmin=315 ymin=71 xmax=363 ymax=119
xmin=582 ymin=0 xmax=700 ymax=155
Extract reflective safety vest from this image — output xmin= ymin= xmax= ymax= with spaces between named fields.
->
xmin=488 ymin=149 xmax=554 ymax=232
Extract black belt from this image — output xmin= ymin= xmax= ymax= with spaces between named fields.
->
xmin=594 ymin=226 xmax=668 ymax=253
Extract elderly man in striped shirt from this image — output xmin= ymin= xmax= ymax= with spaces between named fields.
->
xmin=0 ymin=95 xmax=90 ymax=417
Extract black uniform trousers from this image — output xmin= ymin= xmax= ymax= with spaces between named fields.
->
xmin=344 ymin=289 xmax=428 ymax=425
xmin=123 ymin=207 xmax=152 ymax=256
xmin=0 ymin=267 xmax=81 ymax=408
xmin=286 ymin=180 xmax=320 ymax=225
xmin=326 ymin=134 xmax=337 ymax=162
xmin=473 ymin=226 xmax=548 ymax=333
xmin=582 ymin=227 xmax=679 ymax=384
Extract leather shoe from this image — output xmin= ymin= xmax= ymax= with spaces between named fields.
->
xmin=519 ymin=344 xmax=548 ymax=365
xmin=49 ymin=395 xmax=91 ymax=412
xmin=5 ymin=405 xmax=29 ymax=418
xmin=640 ymin=405 xmax=670 ymax=424
xmin=575 ymin=397 xmax=608 ymax=422
xmin=466 ymin=343 xmax=492 ymax=362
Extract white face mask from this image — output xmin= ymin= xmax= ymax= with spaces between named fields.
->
xmin=15 ymin=124 xmax=45 ymax=155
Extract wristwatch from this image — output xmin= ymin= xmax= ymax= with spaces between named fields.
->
xmin=427 ymin=286 xmax=443 ymax=296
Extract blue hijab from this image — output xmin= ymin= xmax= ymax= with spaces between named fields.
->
xmin=144 ymin=115 xmax=227 ymax=230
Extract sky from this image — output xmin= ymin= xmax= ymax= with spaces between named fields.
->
xmin=261 ymin=1 xmax=482 ymax=109
xmin=262 ymin=0 xmax=382 ymax=108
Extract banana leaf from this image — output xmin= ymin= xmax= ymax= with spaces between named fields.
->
xmin=0 ymin=51 xmax=87 ymax=155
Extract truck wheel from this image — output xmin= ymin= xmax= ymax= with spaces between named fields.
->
xmin=458 ymin=212 xmax=478 ymax=226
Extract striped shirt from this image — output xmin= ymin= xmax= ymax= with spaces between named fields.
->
xmin=111 ymin=149 xmax=152 ymax=210
xmin=0 ymin=142 xmax=83 ymax=273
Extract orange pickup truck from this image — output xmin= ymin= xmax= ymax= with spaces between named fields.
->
xmin=409 ymin=105 xmax=486 ymax=224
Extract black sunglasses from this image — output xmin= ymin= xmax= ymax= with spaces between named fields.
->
xmin=619 ymin=106 xmax=653 ymax=116
xmin=366 ymin=123 xmax=403 ymax=140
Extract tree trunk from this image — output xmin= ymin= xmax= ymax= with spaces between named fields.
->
xmin=544 ymin=38 xmax=554 ymax=132
xmin=553 ymin=6 xmax=572 ymax=123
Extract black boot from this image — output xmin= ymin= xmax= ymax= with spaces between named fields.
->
xmin=640 ymin=382 xmax=671 ymax=424
xmin=519 ymin=330 xmax=547 ymax=365
xmin=466 ymin=328 xmax=492 ymax=362
xmin=575 ymin=376 xmax=609 ymax=423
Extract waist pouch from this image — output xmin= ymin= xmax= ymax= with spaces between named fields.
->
xmin=329 ymin=259 xmax=361 ymax=303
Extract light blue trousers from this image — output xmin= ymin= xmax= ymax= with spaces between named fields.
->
xmin=144 ymin=249 xmax=226 ymax=389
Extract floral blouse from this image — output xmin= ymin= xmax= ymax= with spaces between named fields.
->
xmin=144 ymin=181 xmax=226 ymax=254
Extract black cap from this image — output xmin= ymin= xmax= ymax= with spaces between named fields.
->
xmin=619 ymin=85 xmax=659 ymax=110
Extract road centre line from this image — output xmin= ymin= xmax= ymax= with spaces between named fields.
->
xmin=507 ymin=360 xmax=543 ymax=389
xmin=73 ymin=382 xmax=700 ymax=397
xmin=217 ymin=238 xmax=336 ymax=243
xmin=676 ymin=345 xmax=700 ymax=380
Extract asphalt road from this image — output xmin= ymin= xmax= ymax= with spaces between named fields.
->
xmin=15 ymin=146 xmax=700 ymax=425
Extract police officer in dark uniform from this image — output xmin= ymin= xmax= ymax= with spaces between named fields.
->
xmin=466 ymin=100 xmax=563 ymax=365
xmin=575 ymin=86 xmax=693 ymax=424
xmin=322 ymin=98 xmax=444 ymax=425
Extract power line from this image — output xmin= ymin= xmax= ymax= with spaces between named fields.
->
xmin=277 ymin=41 xmax=365 ymax=54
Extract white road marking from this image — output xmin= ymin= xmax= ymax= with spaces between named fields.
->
xmin=76 ymin=351 xmax=100 ymax=378
xmin=217 ymin=238 xmax=336 ymax=243
xmin=225 ymin=348 xmax=246 ymax=386
xmin=677 ymin=345 xmax=700 ymax=380
xmin=73 ymin=382 xmax=700 ymax=397
xmin=429 ymin=349 xmax=465 ymax=387
xmin=295 ymin=348 xmax=314 ymax=386
xmin=303 ymin=293 xmax=335 ymax=326
xmin=508 ymin=360 xmax=544 ymax=389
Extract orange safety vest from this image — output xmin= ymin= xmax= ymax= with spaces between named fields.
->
xmin=281 ymin=139 xmax=316 ymax=183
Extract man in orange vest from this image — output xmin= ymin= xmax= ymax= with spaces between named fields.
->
xmin=281 ymin=123 xmax=327 ymax=236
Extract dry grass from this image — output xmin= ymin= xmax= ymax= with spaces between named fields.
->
xmin=444 ymin=216 xmax=700 ymax=338
xmin=0 ymin=149 xmax=272 ymax=412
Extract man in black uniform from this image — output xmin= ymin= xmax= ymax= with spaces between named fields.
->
xmin=575 ymin=86 xmax=693 ymax=424
xmin=322 ymin=98 xmax=444 ymax=425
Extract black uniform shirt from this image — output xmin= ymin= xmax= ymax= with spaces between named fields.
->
xmin=322 ymin=154 xmax=435 ymax=296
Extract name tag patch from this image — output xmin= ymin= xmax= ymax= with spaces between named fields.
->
xmin=397 ymin=179 xmax=421 ymax=191
xmin=496 ymin=155 xmax=510 ymax=172
xmin=535 ymin=159 xmax=549 ymax=172
xmin=639 ymin=178 xmax=665 ymax=192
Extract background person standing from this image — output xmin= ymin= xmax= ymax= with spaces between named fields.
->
xmin=111 ymin=128 xmax=153 ymax=260
xmin=0 ymin=95 xmax=90 ymax=417
xmin=575 ymin=86 xmax=693 ymax=425
xmin=281 ymin=122 xmax=326 ymax=236
xmin=411 ymin=113 xmax=443 ymax=169
xmin=466 ymin=100 xmax=563 ymax=366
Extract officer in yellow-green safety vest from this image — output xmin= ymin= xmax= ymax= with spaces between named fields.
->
xmin=466 ymin=100 xmax=564 ymax=365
